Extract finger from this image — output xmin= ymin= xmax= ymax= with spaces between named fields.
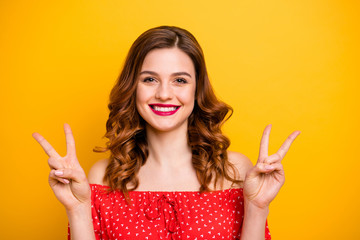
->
xmin=265 ymin=162 xmax=284 ymax=174
xmin=49 ymin=170 xmax=70 ymax=185
xmin=32 ymin=132 xmax=61 ymax=159
xmin=64 ymin=123 xmax=76 ymax=158
xmin=264 ymin=163 xmax=285 ymax=183
xmin=264 ymin=163 xmax=285 ymax=182
xmin=258 ymin=124 xmax=272 ymax=163
xmin=264 ymin=153 xmax=282 ymax=164
xmin=277 ymin=130 xmax=301 ymax=159
xmin=247 ymin=162 xmax=284 ymax=178
xmin=48 ymin=157 xmax=62 ymax=170
xmin=53 ymin=168 xmax=87 ymax=183
xmin=246 ymin=163 xmax=272 ymax=178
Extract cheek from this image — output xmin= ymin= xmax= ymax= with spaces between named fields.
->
xmin=177 ymin=87 xmax=196 ymax=105
xmin=175 ymin=89 xmax=196 ymax=115
xmin=136 ymin=85 xmax=149 ymax=106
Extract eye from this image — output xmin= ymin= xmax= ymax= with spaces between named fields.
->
xmin=143 ymin=77 xmax=156 ymax=83
xmin=175 ymin=78 xmax=188 ymax=84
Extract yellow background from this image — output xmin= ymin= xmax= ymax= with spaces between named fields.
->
xmin=1 ymin=0 xmax=359 ymax=239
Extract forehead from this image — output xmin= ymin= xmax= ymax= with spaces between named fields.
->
xmin=141 ymin=48 xmax=195 ymax=77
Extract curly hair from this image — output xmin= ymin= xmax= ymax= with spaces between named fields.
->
xmin=95 ymin=26 xmax=241 ymax=200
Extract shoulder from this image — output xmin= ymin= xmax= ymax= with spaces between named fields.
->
xmin=88 ymin=159 xmax=109 ymax=186
xmin=227 ymin=151 xmax=253 ymax=181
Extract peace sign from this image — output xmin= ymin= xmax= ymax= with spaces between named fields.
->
xmin=32 ymin=124 xmax=91 ymax=212
xmin=243 ymin=124 xmax=301 ymax=209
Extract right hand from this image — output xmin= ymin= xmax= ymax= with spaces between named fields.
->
xmin=32 ymin=123 xmax=91 ymax=212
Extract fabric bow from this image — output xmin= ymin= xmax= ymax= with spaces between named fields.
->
xmin=144 ymin=194 xmax=180 ymax=235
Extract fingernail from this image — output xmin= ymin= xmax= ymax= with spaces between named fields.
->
xmin=55 ymin=170 xmax=63 ymax=176
xmin=265 ymin=165 xmax=274 ymax=170
xmin=63 ymin=179 xmax=70 ymax=184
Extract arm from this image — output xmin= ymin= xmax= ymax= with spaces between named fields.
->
xmin=67 ymin=204 xmax=95 ymax=240
xmin=240 ymin=201 xmax=269 ymax=240
xmin=228 ymin=152 xmax=268 ymax=240
xmin=233 ymin=125 xmax=300 ymax=240
xmin=33 ymin=124 xmax=95 ymax=240
xmin=53 ymin=167 xmax=95 ymax=240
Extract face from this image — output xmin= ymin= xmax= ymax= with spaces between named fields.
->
xmin=136 ymin=47 xmax=196 ymax=133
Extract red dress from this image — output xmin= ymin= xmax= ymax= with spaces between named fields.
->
xmin=68 ymin=184 xmax=271 ymax=240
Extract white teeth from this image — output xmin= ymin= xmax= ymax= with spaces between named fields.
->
xmin=153 ymin=106 xmax=177 ymax=112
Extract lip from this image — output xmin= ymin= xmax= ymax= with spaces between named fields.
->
xmin=149 ymin=104 xmax=180 ymax=116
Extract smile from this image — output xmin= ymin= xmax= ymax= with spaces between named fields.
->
xmin=149 ymin=104 xmax=180 ymax=116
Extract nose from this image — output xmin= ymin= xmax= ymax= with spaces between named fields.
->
xmin=155 ymin=82 xmax=173 ymax=101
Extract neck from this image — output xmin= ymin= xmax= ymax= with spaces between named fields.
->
xmin=145 ymin=124 xmax=192 ymax=169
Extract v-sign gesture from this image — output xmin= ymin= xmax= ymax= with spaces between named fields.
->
xmin=32 ymin=124 xmax=91 ymax=212
xmin=243 ymin=125 xmax=300 ymax=210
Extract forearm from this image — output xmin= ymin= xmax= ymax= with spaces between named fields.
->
xmin=67 ymin=204 xmax=96 ymax=240
xmin=240 ymin=200 xmax=269 ymax=240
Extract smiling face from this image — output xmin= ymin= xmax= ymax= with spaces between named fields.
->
xmin=136 ymin=47 xmax=196 ymax=133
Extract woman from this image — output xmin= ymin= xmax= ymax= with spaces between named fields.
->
xmin=33 ymin=26 xmax=300 ymax=240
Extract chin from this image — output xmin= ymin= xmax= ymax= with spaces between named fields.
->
xmin=146 ymin=121 xmax=187 ymax=133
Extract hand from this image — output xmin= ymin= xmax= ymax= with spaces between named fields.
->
xmin=243 ymin=124 xmax=300 ymax=209
xmin=32 ymin=123 xmax=91 ymax=212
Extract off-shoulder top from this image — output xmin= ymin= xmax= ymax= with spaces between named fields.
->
xmin=68 ymin=184 xmax=271 ymax=240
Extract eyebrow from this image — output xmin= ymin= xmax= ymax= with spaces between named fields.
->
xmin=139 ymin=70 xmax=192 ymax=78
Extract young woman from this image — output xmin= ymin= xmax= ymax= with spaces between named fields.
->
xmin=33 ymin=26 xmax=300 ymax=240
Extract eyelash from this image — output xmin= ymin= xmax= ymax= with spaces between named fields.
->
xmin=142 ymin=77 xmax=188 ymax=84
xmin=175 ymin=78 xmax=188 ymax=84
xmin=143 ymin=77 xmax=155 ymax=82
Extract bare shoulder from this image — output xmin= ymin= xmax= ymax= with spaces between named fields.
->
xmin=227 ymin=151 xmax=254 ymax=181
xmin=88 ymin=159 xmax=109 ymax=185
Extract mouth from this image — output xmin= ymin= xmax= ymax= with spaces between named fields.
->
xmin=149 ymin=104 xmax=180 ymax=116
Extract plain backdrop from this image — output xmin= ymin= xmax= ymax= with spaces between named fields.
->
xmin=1 ymin=0 xmax=359 ymax=239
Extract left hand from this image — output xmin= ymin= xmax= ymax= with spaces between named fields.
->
xmin=243 ymin=124 xmax=300 ymax=209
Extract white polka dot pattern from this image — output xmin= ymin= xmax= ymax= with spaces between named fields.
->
xmin=68 ymin=184 xmax=271 ymax=240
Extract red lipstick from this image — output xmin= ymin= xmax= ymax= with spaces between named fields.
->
xmin=149 ymin=104 xmax=180 ymax=116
